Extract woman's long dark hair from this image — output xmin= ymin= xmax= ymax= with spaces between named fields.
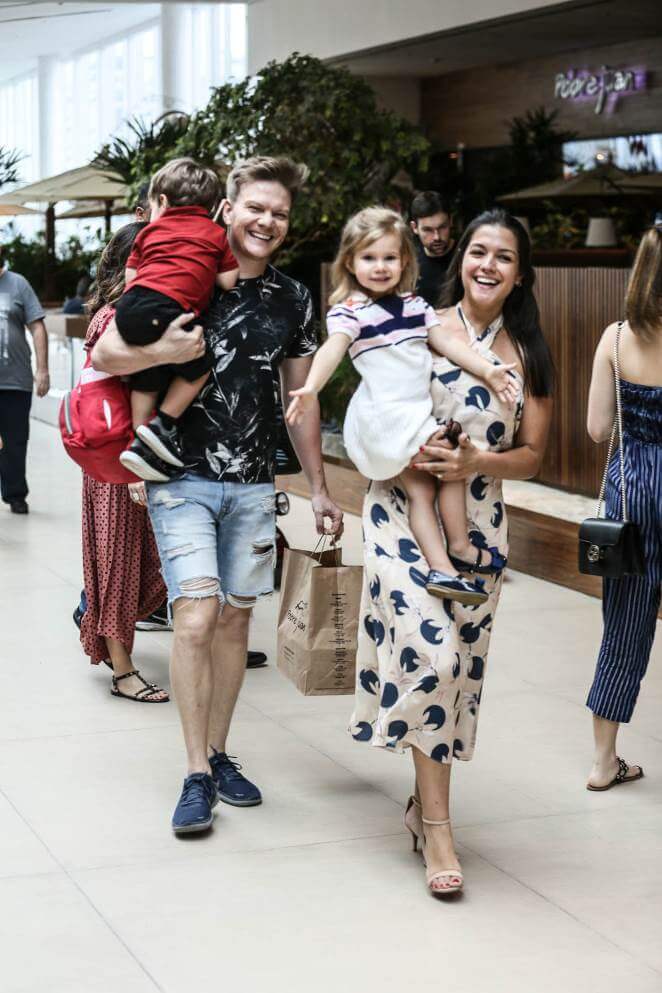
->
xmin=439 ymin=209 xmax=554 ymax=398
xmin=87 ymin=221 xmax=147 ymax=317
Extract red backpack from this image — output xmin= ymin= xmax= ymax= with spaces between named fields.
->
xmin=59 ymin=310 xmax=137 ymax=484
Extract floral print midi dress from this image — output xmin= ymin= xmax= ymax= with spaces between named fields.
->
xmin=349 ymin=314 xmax=524 ymax=763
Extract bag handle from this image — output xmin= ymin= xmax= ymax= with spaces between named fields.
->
xmin=312 ymin=533 xmax=340 ymax=561
xmin=596 ymin=321 xmax=628 ymax=521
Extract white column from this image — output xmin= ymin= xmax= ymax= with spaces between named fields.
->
xmin=37 ymin=55 xmax=57 ymax=180
xmin=159 ymin=3 xmax=182 ymax=112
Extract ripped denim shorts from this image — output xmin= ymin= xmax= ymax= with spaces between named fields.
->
xmin=146 ymin=473 xmax=276 ymax=611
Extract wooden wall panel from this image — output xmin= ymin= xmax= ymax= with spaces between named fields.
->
xmin=534 ymin=266 xmax=629 ymax=495
xmin=421 ymin=37 xmax=662 ymax=149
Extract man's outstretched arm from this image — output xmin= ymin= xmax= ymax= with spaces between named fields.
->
xmin=280 ymin=356 xmax=344 ymax=537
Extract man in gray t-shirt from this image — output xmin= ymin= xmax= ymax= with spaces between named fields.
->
xmin=0 ymin=253 xmax=49 ymax=514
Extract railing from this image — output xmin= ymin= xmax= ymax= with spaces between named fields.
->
xmin=30 ymin=314 xmax=88 ymax=427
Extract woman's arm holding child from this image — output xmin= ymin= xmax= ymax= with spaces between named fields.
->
xmin=285 ymin=334 xmax=351 ymax=425
xmin=428 ymin=324 xmax=519 ymax=406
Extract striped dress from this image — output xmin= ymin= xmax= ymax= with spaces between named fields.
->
xmin=586 ymin=379 xmax=662 ymax=722
xmin=326 ymin=292 xmax=439 ymax=480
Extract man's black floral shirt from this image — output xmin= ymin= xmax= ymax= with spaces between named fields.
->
xmin=179 ymin=265 xmax=317 ymax=484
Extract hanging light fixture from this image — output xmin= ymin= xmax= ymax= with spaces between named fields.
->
xmin=585 ymin=217 xmax=617 ymax=247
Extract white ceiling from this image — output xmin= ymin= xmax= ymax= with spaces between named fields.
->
xmin=0 ymin=3 xmax=155 ymax=83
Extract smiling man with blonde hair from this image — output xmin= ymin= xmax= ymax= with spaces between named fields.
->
xmin=93 ymin=155 xmax=343 ymax=835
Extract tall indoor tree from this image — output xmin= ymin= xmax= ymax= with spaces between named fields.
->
xmin=92 ymin=54 xmax=430 ymax=267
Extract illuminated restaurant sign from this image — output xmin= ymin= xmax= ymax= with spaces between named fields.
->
xmin=554 ymin=65 xmax=646 ymax=114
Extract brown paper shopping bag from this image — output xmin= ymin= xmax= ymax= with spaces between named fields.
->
xmin=277 ymin=541 xmax=363 ymax=696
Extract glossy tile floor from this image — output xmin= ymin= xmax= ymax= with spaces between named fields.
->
xmin=1 ymin=420 xmax=661 ymax=993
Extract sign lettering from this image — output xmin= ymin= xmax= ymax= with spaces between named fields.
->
xmin=554 ymin=65 xmax=645 ymax=114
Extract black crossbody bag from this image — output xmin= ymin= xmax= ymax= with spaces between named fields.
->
xmin=578 ymin=323 xmax=645 ymax=578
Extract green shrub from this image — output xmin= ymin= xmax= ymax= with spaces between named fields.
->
xmin=93 ymin=54 xmax=430 ymax=270
xmin=0 ymin=227 xmax=103 ymax=300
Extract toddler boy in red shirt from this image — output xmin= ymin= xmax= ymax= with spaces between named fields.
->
xmin=116 ymin=157 xmax=238 ymax=481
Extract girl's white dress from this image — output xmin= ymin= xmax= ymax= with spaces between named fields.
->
xmin=327 ymin=292 xmax=439 ymax=480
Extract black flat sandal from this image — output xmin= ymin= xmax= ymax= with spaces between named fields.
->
xmin=110 ymin=669 xmax=169 ymax=703
xmin=586 ymin=756 xmax=644 ymax=791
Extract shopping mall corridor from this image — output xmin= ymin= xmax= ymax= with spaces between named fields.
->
xmin=1 ymin=420 xmax=661 ymax=993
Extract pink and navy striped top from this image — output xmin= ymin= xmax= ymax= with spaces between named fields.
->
xmin=326 ymin=292 xmax=439 ymax=358
xmin=326 ymin=291 xmax=441 ymax=479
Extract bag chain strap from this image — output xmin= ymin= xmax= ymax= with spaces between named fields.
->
xmin=596 ymin=321 xmax=628 ymax=522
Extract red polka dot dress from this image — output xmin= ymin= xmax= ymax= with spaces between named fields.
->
xmin=79 ymin=305 xmax=166 ymax=664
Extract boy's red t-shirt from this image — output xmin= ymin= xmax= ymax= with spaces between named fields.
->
xmin=126 ymin=205 xmax=237 ymax=315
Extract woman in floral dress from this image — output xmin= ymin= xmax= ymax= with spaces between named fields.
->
xmin=350 ymin=210 xmax=554 ymax=897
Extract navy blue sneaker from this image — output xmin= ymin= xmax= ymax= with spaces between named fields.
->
xmin=171 ymin=772 xmax=218 ymax=835
xmin=209 ymin=750 xmax=262 ymax=807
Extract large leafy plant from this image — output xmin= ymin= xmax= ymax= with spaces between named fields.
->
xmin=92 ymin=112 xmax=191 ymax=202
xmin=0 ymin=227 xmax=102 ymax=299
xmin=92 ymin=54 xmax=430 ymax=267
xmin=177 ymin=53 xmax=430 ymax=261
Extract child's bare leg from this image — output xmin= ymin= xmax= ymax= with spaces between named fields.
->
xmin=439 ymin=481 xmax=490 ymax=567
xmin=400 ymin=468 xmax=457 ymax=575
xmin=159 ymin=372 xmax=210 ymax=421
xmin=131 ymin=390 xmax=158 ymax=430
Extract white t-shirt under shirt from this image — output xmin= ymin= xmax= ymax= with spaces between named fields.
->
xmin=0 ymin=267 xmax=45 ymax=392
xmin=326 ymin=291 xmax=440 ymax=480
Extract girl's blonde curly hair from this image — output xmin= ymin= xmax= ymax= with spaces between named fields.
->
xmin=329 ymin=206 xmax=419 ymax=306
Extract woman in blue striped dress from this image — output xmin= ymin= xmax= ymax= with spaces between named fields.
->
xmin=586 ymin=226 xmax=662 ymax=791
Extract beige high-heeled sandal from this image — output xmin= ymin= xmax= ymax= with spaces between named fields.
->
xmin=404 ymin=795 xmax=423 ymax=852
xmin=421 ymin=817 xmax=464 ymax=897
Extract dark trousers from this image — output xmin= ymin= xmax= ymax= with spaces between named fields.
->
xmin=115 ymin=285 xmax=213 ymax=394
xmin=0 ymin=389 xmax=32 ymax=503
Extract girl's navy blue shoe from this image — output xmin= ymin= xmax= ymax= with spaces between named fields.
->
xmin=425 ymin=571 xmax=488 ymax=606
xmin=449 ymin=545 xmax=507 ymax=576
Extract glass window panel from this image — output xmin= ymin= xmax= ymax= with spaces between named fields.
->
xmin=1 ymin=8 xmax=244 ymax=196
xmin=0 ymin=72 xmax=37 ymax=182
